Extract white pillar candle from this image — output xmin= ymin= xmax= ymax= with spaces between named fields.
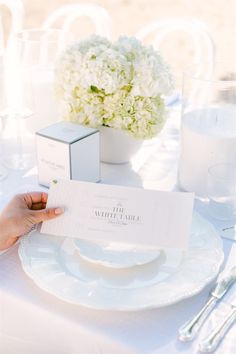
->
xmin=23 ymin=67 xmax=59 ymax=133
xmin=178 ymin=106 xmax=236 ymax=197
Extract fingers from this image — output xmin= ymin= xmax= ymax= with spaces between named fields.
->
xmin=32 ymin=207 xmax=64 ymax=223
xmin=31 ymin=202 xmax=47 ymax=210
xmin=21 ymin=192 xmax=48 ymax=208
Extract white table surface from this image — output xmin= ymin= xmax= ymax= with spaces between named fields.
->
xmin=1 ymin=108 xmax=236 ymax=354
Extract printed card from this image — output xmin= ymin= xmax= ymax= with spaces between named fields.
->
xmin=41 ymin=180 xmax=194 ymax=249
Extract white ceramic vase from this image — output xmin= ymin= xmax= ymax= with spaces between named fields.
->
xmin=99 ymin=126 xmax=142 ymax=164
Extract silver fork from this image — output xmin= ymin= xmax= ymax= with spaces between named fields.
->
xmin=178 ymin=266 xmax=236 ymax=342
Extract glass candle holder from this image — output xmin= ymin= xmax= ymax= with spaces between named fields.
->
xmin=178 ymin=61 xmax=236 ymax=197
xmin=9 ymin=28 xmax=73 ymax=134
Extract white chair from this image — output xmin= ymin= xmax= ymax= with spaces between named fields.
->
xmin=136 ymin=18 xmax=215 ymax=85
xmin=42 ymin=3 xmax=112 ymax=39
xmin=0 ymin=0 xmax=24 ymax=54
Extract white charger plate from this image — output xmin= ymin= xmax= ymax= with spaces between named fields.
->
xmin=73 ymin=239 xmax=161 ymax=268
xmin=18 ymin=212 xmax=224 ymax=311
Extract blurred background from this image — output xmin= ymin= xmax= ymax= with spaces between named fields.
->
xmin=1 ymin=1 xmax=235 ymax=51
xmin=1 ymin=0 xmax=236 ymax=84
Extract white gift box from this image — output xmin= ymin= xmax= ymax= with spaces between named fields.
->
xmin=36 ymin=121 xmax=100 ymax=187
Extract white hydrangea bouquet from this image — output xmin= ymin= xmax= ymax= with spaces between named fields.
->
xmin=55 ymin=35 xmax=174 ymax=139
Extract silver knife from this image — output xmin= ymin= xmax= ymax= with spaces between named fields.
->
xmin=199 ymin=303 xmax=236 ymax=352
xmin=178 ymin=266 xmax=236 ymax=342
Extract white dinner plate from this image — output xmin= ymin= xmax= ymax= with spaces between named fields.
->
xmin=18 ymin=212 xmax=224 ymax=311
xmin=73 ymin=239 xmax=161 ymax=268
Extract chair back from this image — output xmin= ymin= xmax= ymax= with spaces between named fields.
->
xmin=0 ymin=0 xmax=24 ymax=54
xmin=136 ymin=18 xmax=215 ymax=102
xmin=42 ymin=3 xmax=112 ymax=39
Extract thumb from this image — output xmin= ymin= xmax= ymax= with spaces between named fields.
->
xmin=32 ymin=207 xmax=64 ymax=223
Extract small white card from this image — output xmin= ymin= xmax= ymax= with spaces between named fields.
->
xmin=41 ymin=180 xmax=194 ymax=249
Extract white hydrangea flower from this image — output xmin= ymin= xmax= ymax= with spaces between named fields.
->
xmin=55 ymin=34 xmax=174 ymax=139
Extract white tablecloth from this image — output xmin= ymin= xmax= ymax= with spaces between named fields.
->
xmin=1 ymin=108 xmax=236 ymax=354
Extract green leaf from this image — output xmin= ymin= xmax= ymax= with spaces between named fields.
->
xmin=90 ymin=85 xmax=99 ymax=93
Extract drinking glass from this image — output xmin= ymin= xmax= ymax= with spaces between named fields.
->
xmin=2 ymin=113 xmax=33 ymax=170
xmin=207 ymin=163 xmax=236 ymax=222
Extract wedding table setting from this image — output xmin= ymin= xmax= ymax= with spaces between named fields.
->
xmin=1 ymin=3 xmax=236 ymax=354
